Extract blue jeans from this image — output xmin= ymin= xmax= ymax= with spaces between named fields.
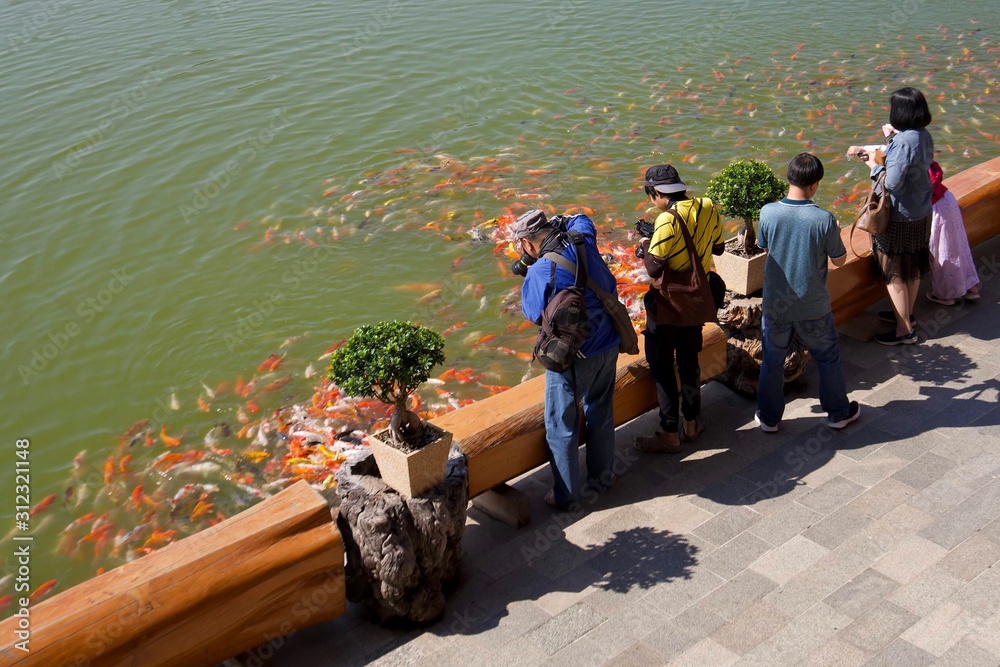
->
xmin=758 ymin=312 xmax=851 ymax=426
xmin=544 ymin=347 xmax=618 ymax=509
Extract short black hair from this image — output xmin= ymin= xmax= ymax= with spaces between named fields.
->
xmin=787 ymin=153 xmax=824 ymax=187
xmin=889 ymin=87 xmax=932 ymax=130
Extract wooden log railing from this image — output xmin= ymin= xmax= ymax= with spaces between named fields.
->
xmin=0 ymin=481 xmax=344 ymax=667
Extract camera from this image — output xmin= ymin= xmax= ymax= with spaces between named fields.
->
xmin=511 ymin=252 xmax=536 ymax=277
xmin=634 ymin=218 xmax=654 ymax=238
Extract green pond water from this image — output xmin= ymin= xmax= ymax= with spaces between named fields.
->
xmin=2 ymin=0 xmax=999 ymax=598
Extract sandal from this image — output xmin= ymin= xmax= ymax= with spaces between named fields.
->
xmin=964 ymin=289 xmax=980 ymax=301
xmin=633 ymin=431 xmax=682 ymax=453
xmin=926 ymin=291 xmax=956 ymax=306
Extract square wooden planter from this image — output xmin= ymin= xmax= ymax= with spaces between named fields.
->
xmin=368 ymin=424 xmax=453 ymax=498
xmin=714 ymin=248 xmax=767 ymax=297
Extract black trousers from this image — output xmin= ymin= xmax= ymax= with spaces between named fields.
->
xmin=644 ymin=320 xmax=703 ymax=434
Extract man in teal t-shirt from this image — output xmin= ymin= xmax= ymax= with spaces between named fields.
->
xmin=755 ymin=153 xmax=861 ymax=433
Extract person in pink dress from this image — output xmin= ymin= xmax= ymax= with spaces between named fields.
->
xmin=925 ymin=161 xmax=981 ymax=305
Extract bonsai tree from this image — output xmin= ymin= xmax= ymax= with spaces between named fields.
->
xmin=329 ymin=320 xmax=446 ymax=447
xmin=705 ymin=159 xmax=787 ymax=254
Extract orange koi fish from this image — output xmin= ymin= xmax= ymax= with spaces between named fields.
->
xmin=197 ymin=396 xmax=211 ymax=412
xmin=190 ymin=500 xmax=214 ymax=521
xmin=441 ymin=322 xmax=467 ymax=336
xmin=246 ymin=400 xmax=260 ymax=414
xmin=118 ymin=454 xmax=132 ymax=475
xmin=103 ymin=456 xmax=115 ymax=484
xmin=159 ymin=426 xmax=182 ymax=448
xmin=30 ymin=494 xmax=56 ymax=518
xmin=260 ymin=377 xmax=291 ymax=394
xmin=118 ymin=419 xmax=150 ymax=444
xmin=417 ymin=289 xmax=442 ymax=305
xmin=257 ymin=353 xmax=285 ymax=373
xmin=28 ymin=580 xmax=57 ymax=603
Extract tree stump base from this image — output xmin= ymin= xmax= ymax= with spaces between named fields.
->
xmin=716 ymin=294 xmax=810 ymax=396
xmin=335 ymin=449 xmax=468 ymax=624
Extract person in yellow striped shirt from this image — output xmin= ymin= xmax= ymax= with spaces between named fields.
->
xmin=635 ymin=164 xmax=724 ymax=453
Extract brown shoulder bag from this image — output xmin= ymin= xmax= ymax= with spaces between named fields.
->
xmin=645 ymin=208 xmax=718 ymax=327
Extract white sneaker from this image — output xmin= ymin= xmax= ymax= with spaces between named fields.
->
xmin=754 ymin=411 xmax=778 ymax=433
xmin=828 ymin=402 xmax=862 ymax=430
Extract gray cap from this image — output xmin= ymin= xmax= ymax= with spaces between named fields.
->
xmin=510 ymin=209 xmax=551 ymax=240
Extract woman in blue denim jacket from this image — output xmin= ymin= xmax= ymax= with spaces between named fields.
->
xmin=861 ymin=87 xmax=934 ymax=346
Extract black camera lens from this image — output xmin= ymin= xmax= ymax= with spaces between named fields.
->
xmin=511 ymin=252 xmax=536 ymax=277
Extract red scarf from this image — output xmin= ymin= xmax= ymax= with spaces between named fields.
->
xmin=929 ymin=161 xmax=948 ymax=205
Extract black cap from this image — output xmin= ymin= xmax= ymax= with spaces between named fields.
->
xmin=644 ymin=164 xmax=687 ymax=194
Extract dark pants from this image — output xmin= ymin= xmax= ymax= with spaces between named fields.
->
xmin=644 ymin=320 xmax=703 ymax=434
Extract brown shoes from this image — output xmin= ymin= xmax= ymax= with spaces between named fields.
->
xmin=681 ymin=417 xmax=705 ymax=443
xmin=633 ymin=430 xmax=682 ymax=453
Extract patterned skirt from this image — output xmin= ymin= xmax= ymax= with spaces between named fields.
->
xmin=871 ymin=212 xmax=932 ymax=283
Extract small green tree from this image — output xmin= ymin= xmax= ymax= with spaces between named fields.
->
xmin=705 ymin=159 xmax=787 ymax=254
xmin=329 ymin=321 xmax=446 ymax=447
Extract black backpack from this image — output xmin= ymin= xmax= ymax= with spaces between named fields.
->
xmin=533 ymin=232 xmax=590 ymax=372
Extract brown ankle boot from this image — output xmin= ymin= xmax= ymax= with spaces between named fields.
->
xmin=633 ymin=431 xmax=682 ymax=453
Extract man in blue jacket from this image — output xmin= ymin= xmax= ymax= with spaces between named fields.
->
xmin=513 ymin=209 xmax=621 ymax=511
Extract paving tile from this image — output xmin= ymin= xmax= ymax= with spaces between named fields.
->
xmin=543 ymin=635 xmax=620 ymax=667
xmin=935 ymin=638 xmax=1000 ymax=667
xmin=579 ymin=598 xmax=670 ymax=659
xmin=459 ymin=599 xmax=553 ymax=649
xmin=870 ymin=534 xmax=949 ymax=584
xmin=839 ymin=452 xmax=910 ymax=489
xmin=824 ymin=568 xmax=900 ymax=619
xmin=636 ymin=495 xmax=715 ymax=535
xmin=803 ymin=505 xmax=874 ymax=550
xmin=866 ymin=504 xmax=934 ymax=547
xmin=800 ymin=637 xmax=872 ymax=667
xmin=692 ymin=506 xmax=763 ymax=546
xmin=600 ymin=642 xmax=670 ymax=667
xmin=734 ymin=602 xmax=853 ymax=666
xmin=689 ymin=475 xmax=763 ymax=511
xmin=671 ymin=637 xmax=740 ymax=667
xmin=710 ymin=600 xmax=791 ymax=655
xmin=698 ymin=570 xmax=780 ymax=621
xmin=848 ymin=478 xmax=918 ymax=519
xmin=644 ymin=567 xmax=727 ymax=618
xmin=887 ymin=568 xmax=966 ymax=616
xmin=900 ymin=601 xmax=981 ymax=657
xmin=966 ymin=607 xmax=1000 ymax=656
xmin=749 ymin=534 xmax=829 ymax=585
xmin=530 ymin=564 xmax=602 ymax=616
xmin=935 ymin=533 xmax=1000 ymax=581
xmin=838 ymin=601 xmax=919 ymax=653
xmin=906 ymin=479 xmax=977 ymax=517
xmin=523 ymin=603 xmax=606 ymax=656
xmin=863 ymin=638 xmax=936 ymax=666
xmin=890 ymin=452 xmax=959 ymax=490
xmin=700 ymin=532 xmax=773 ymax=580
xmin=835 ymin=424 xmax=895 ymax=461
xmin=763 ymin=571 xmax=839 ymax=617
xmin=639 ymin=617 xmax=704 ymax=662
xmin=748 ymin=501 xmax=823 ymax=546
xmin=948 ymin=566 xmax=1000 ymax=618
xmin=807 ymin=532 xmax=890 ymax=593
xmin=798 ymin=476 xmax=867 ymax=514
xmin=919 ymin=478 xmax=1000 ymax=549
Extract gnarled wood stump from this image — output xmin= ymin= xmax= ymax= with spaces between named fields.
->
xmin=716 ymin=295 xmax=810 ymax=396
xmin=335 ymin=451 xmax=467 ymax=623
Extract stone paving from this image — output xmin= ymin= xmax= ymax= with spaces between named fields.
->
xmin=271 ymin=236 xmax=1000 ymax=667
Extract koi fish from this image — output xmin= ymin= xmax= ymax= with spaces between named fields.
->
xmin=160 ymin=426 xmax=182 ymax=448
xmin=28 ymin=580 xmax=57 ymax=603
xmin=258 ymin=353 xmax=285 ymax=373
xmin=441 ymin=322 xmax=467 ymax=336
xmin=118 ymin=454 xmax=132 ymax=475
xmin=417 ymin=289 xmax=442 ymax=304
xmin=260 ymin=377 xmax=291 ymax=393
xmin=30 ymin=494 xmax=56 ymax=517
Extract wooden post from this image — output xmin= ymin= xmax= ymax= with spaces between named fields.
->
xmin=0 ymin=481 xmax=344 ymax=667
